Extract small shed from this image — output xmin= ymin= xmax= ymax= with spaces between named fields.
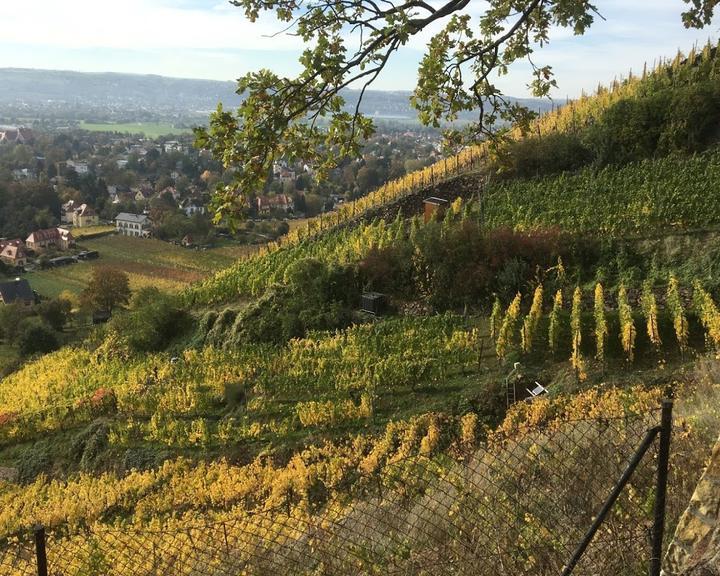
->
xmin=361 ymin=292 xmax=386 ymax=316
xmin=92 ymin=310 xmax=112 ymax=325
xmin=423 ymin=196 xmax=449 ymax=223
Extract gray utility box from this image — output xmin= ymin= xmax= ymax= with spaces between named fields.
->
xmin=361 ymin=292 xmax=386 ymax=315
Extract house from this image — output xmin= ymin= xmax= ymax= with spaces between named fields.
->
xmin=72 ymin=204 xmax=99 ymax=228
xmin=61 ymin=200 xmax=76 ymax=224
xmin=11 ymin=168 xmax=34 ymax=181
xmin=256 ymin=194 xmax=294 ymax=215
xmin=0 ymin=126 xmax=32 ymax=145
xmin=160 ymin=186 xmax=180 ymax=201
xmin=0 ymin=278 xmax=35 ymax=305
xmin=134 ymin=187 xmax=153 ymax=203
xmin=66 ymin=160 xmax=89 ymax=175
xmin=115 ymin=213 xmax=151 ymax=237
xmin=0 ymin=239 xmax=27 ymax=268
xmin=181 ymin=198 xmax=206 ymax=217
xmin=278 ymin=169 xmax=296 ymax=186
xmin=107 ymin=185 xmax=123 ymax=204
xmin=25 ymin=228 xmax=75 ymax=252
xmin=164 ymin=141 xmax=185 ymax=153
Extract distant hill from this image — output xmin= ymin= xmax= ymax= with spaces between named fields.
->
xmin=0 ymin=68 xmax=555 ymax=122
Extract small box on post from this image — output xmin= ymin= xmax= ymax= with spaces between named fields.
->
xmin=423 ymin=196 xmax=449 ymax=223
xmin=361 ymin=292 xmax=386 ymax=316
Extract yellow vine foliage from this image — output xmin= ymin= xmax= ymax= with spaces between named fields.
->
xmin=693 ymin=280 xmax=720 ymax=350
xmin=618 ymin=283 xmax=636 ymax=362
xmin=493 ymin=385 xmax=663 ymax=442
xmin=667 ymin=274 xmax=689 ymax=353
xmin=570 ymin=287 xmax=586 ymax=381
xmin=522 ymin=285 xmax=544 ymax=354
xmin=496 ymin=293 xmax=522 ymax=359
xmin=594 ymin=283 xmax=608 ymax=362
xmin=641 ymin=280 xmax=662 ymax=348
xmin=548 ymin=289 xmax=563 ymax=354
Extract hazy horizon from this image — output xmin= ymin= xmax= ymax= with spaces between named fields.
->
xmin=0 ymin=1 xmax=718 ymax=100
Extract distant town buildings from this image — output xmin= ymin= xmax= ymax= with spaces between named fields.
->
xmin=65 ymin=160 xmax=89 ymax=175
xmin=61 ymin=201 xmax=99 ymax=227
xmin=256 ymin=194 xmax=294 ymax=215
xmin=115 ymin=213 xmax=151 ymax=237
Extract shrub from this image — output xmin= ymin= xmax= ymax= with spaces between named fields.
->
xmin=18 ymin=323 xmax=59 ymax=357
xmin=502 ymin=132 xmax=593 ymax=178
xmin=230 ymin=259 xmax=357 ymax=346
xmin=109 ymin=288 xmax=193 ymax=352
xmin=17 ymin=440 xmax=52 ymax=483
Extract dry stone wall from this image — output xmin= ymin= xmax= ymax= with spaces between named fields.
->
xmin=664 ymin=435 xmax=720 ymax=575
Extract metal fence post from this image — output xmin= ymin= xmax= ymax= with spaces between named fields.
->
xmin=33 ymin=526 xmax=48 ymax=576
xmin=561 ymin=424 xmax=661 ymax=576
xmin=649 ymin=399 xmax=673 ymax=576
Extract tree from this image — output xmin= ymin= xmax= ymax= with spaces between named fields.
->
xmin=81 ymin=268 xmax=131 ymax=312
xmin=0 ymin=303 xmax=26 ymax=343
xmin=682 ymin=0 xmax=719 ymax=27
xmin=38 ymin=298 xmax=72 ymax=332
xmin=196 ymin=1 xmax=713 ymax=224
xmin=18 ymin=324 xmax=59 ymax=357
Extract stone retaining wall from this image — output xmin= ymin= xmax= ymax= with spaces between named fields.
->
xmin=664 ymin=435 xmax=720 ymax=575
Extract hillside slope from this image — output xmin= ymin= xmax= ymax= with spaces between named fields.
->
xmin=2 ymin=45 xmax=720 ymax=575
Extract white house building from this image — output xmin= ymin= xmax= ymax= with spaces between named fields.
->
xmin=115 ymin=213 xmax=151 ymax=237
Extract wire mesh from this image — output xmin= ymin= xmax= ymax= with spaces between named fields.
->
xmin=0 ymin=411 xmax=662 ymax=576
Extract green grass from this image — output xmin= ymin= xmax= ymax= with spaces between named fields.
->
xmin=27 ymin=235 xmax=255 ymax=298
xmin=69 ymin=225 xmax=116 ymax=239
xmin=79 ymin=121 xmax=193 ymax=138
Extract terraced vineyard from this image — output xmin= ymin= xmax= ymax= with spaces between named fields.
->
xmin=3 ymin=44 xmax=720 ymax=576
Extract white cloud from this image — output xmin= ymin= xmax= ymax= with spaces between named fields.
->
xmin=0 ymin=0 xmax=299 ymax=51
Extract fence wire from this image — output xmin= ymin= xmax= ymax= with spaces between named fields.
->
xmin=0 ymin=411 xmax=662 ymax=576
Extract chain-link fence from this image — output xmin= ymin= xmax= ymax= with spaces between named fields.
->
xmin=0 ymin=405 xmax=671 ymax=576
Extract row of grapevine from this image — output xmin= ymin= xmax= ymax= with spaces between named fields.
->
xmin=271 ymin=44 xmax=720 ymax=251
xmin=189 ymin=145 xmax=720 ymax=307
xmin=492 ymin=275 xmax=701 ymax=367
xmin=0 ymin=315 xmax=480 ymax=448
xmin=0 ymin=384 xmax=663 ymax=547
xmin=482 ymin=148 xmax=720 ymax=234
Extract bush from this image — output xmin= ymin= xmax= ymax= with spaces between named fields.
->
xmin=229 ymin=259 xmax=357 ymax=345
xmin=17 ymin=440 xmax=52 ymax=483
xmin=358 ymin=246 xmax=413 ymax=295
xmin=37 ymin=298 xmax=72 ymax=331
xmin=502 ymin=132 xmax=592 ymax=178
xmin=18 ymin=323 xmax=59 ymax=357
xmin=109 ymin=288 xmax=193 ymax=352
xmin=70 ymin=420 xmax=110 ymax=472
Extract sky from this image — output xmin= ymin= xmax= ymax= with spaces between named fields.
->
xmin=0 ymin=0 xmax=717 ymax=99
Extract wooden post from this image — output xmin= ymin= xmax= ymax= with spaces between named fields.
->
xmin=34 ymin=526 xmax=48 ymax=576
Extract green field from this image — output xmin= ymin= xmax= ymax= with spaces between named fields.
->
xmin=68 ymin=225 xmax=116 ymax=239
xmin=79 ymin=121 xmax=193 ymax=138
xmin=26 ymin=235 xmax=256 ymax=298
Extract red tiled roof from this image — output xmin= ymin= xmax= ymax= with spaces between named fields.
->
xmin=26 ymin=228 xmax=74 ymax=244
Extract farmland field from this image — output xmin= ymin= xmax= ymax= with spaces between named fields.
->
xmin=79 ymin=121 xmax=193 ymax=138
xmin=26 ymin=235 xmax=257 ymax=297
